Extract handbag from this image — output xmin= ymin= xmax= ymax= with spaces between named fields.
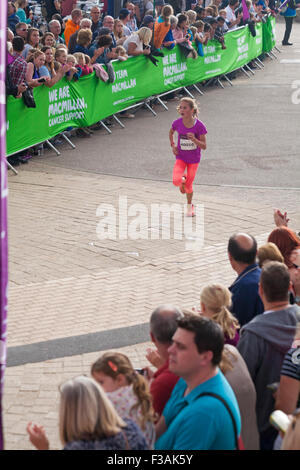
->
xmin=22 ymin=87 xmax=36 ymax=108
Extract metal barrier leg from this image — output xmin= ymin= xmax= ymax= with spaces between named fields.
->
xmin=223 ymin=74 xmax=234 ymax=86
xmin=61 ymin=132 xmax=76 ymax=149
xmin=270 ymin=50 xmax=277 ymax=59
xmin=216 ymin=78 xmax=225 ymax=89
xmin=144 ymin=101 xmax=157 ymax=116
xmin=274 ymin=46 xmax=281 ymax=53
xmin=7 ymin=159 xmax=18 ymax=175
xmin=245 ymin=64 xmax=255 ymax=75
xmin=99 ymin=120 xmax=112 ymax=134
xmin=183 ymin=87 xmax=195 ymax=98
xmin=46 ymin=140 xmax=61 ymax=156
xmin=156 ymin=96 xmax=169 ymax=111
xmin=256 ymin=57 xmax=264 ymax=67
xmin=266 ymin=52 xmax=274 ymax=60
xmin=113 ymin=114 xmax=125 ymax=128
xmin=253 ymin=59 xmax=263 ymax=70
xmin=240 ymin=67 xmax=251 ymax=78
xmin=192 ymin=84 xmax=204 ymax=95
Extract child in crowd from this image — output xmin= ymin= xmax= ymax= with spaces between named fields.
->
xmin=66 ymin=54 xmax=82 ymax=81
xmin=91 ymin=352 xmax=156 ymax=449
xmin=73 ymin=52 xmax=93 ymax=75
xmin=115 ymin=45 xmax=128 ymax=61
xmin=186 ymin=9 xmax=197 ymax=26
xmin=193 ymin=20 xmax=210 ymax=55
xmin=214 ymin=17 xmax=227 ymax=49
xmin=154 ymin=4 xmax=174 ymax=49
xmin=199 ymin=284 xmax=240 ymax=346
xmin=84 ymin=54 xmax=91 ymax=67
xmin=169 ymin=97 xmax=207 ymax=217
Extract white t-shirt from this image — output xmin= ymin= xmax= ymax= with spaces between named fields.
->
xmin=225 ymin=5 xmax=237 ymax=30
xmin=123 ymin=33 xmax=143 ymax=54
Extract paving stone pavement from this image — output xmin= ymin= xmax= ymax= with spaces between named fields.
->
xmin=4 ymin=19 xmax=300 ymax=447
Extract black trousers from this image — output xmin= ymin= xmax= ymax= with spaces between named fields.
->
xmin=283 ymin=16 xmax=294 ymax=44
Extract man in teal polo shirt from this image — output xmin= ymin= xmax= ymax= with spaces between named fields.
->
xmin=155 ymin=315 xmax=241 ymax=450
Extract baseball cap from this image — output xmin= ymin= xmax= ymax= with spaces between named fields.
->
xmin=142 ymin=15 xmax=154 ymax=26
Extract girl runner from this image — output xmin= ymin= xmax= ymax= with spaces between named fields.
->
xmin=169 ymin=97 xmax=207 ymax=216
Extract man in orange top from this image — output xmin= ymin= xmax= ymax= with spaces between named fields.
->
xmin=64 ymin=8 xmax=82 ymax=46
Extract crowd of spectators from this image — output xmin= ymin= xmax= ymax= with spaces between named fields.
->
xmin=25 ymin=209 xmax=300 ymax=451
xmin=6 ymin=0 xmax=275 ymax=102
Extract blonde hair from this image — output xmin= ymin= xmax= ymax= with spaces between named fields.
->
xmin=84 ymin=54 xmax=91 ymax=65
xmin=257 ymin=242 xmax=284 ymax=268
xmin=115 ymin=45 xmax=126 ymax=56
xmin=73 ymin=52 xmax=85 ymax=65
xmin=161 ymin=5 xmax=174 ymax=25
xmin=67 ymin=54 xmax=76 ymax=64
xmin=200 ymin=284 xmax=240 ymax=340
xmin=91 ymin=352 xmax=155 ymax=430
xmin=186 ymin=10 xmax=197 ymax=24
xmin=26 ymin=49 xmax=44 ymax=63
xmin=190 ymin=26 xmax=197 ymax=37
xmin=59 ymin=376 xmax=125 ymax=446
xmin=136 ymin=26 xmax=152 ymax=45
xmin=114 ymin=19 xmax=124 ymax=39
xmin=177 ymin=97 xmax=199 ymax=117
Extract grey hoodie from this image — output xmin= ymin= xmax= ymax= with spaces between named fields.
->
xmin=237 ymin=305 xmax=300 ymax=433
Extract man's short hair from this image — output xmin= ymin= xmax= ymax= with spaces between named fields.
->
xmin=150 ymin=305 xmax=183 ymax=344
xmin=71 ymin=9 xmax=82 ymax=19
xmin=229 ymin=0 xmax=239 ymax=5
xmin=16 ymin=22 xmax=27 ymax=30
xmin=228 ymin=233 xmax=257 ymax=264
xmin=177 ymin=314 xmax=224 ymax=366
xmin=12 ymin=36 xmax=25 ymax=52
xmin=260 ymin=261 xmax=290 ymax=302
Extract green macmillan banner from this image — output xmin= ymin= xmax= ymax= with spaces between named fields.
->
xmin=7 ymin=18 xmax=274 ymax=155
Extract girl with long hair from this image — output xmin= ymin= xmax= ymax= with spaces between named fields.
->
xmin=91 ymin=352 xmax=156 ymax=449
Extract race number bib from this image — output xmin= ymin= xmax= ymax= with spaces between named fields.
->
xmin=180 ymin=135 xmax=197 ymax=151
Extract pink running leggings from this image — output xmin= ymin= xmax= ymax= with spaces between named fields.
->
xmin=172 ymin=159 xmax=199 ymax=194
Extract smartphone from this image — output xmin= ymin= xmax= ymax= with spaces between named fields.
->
xmin=135 ymin=368 xmax=145 ymax=376
xmin=38 ymin=78 xmax=46 ymax=83
xmin=269 ymin=410 xmax=290 ymax=433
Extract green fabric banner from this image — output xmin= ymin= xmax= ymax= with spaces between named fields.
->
xmin=7 ymin=19 xmax=274 ymax=156
xmin=262 ymin=15 xmax=276 ymax=52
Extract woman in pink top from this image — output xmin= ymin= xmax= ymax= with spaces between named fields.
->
xmin=169 ymin=97 xmax=207 ymax=217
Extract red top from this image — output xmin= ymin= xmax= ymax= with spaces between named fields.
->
xmin=150 ymin=361 xmax=179 ymax=417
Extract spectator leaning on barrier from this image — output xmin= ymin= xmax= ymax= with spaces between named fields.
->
xmin=64 ymin=8 xmax=82 ymax=47
xmin=40 ymin=46 xmax=69 ymax=86
xmin=123 ymin=27 xmax=153 ymax=56
xmin=74 ymin=29 xmax=94 ymax=55
xmin=27 ymin=376 xmax=148 ymax=450
xmin=144 ymin=305 xmax=183 ymax=418
xmin=26 ymin=50 xmax=51 ymax=87
xmin=153 ymin=4 xmax=173 ymax=49
xmin=88 ymin=30 xmax=113 ymax=64
xmin=68 ymin=18 xmax=92 ymax=54
xmin=237 ymin=261 xmax=300 ymax=450
xmin=228 ymin=233 xmax=264 ymax=327
xmin=155 ymin=314 xmax=241 ymax=450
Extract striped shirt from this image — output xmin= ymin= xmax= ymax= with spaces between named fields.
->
xmin=281 ymin=347 xmax=300 ymax=381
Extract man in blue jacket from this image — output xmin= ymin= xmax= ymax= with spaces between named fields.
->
xmin=228 ymin=233 xmax=264 ymax=327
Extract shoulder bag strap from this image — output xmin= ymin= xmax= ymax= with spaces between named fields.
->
xmin=196 ymin=392 xmax=240 ymax=450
